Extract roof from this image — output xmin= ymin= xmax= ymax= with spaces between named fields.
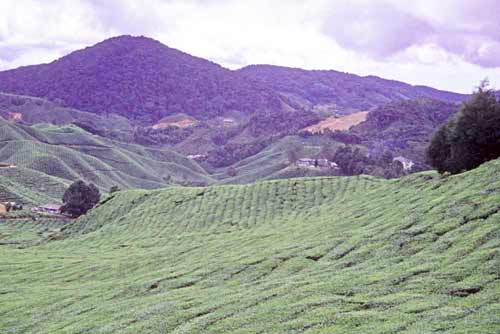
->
xmin=393 ymin=156 xmax=411 ymax=162
xmin=40 ymin=204 xmax=62 ymax=210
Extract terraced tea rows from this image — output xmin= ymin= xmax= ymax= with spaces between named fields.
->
xmin=0 ymin=118 xmax=214 ymax=190
xmin=0 ymin=159 xmax=499 ymax=333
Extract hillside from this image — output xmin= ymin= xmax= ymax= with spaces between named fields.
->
xmin=1 ymin=159 xmax=499 ymax=333
xmin=0 ymin=36 xmax=284 ymax=123
xmin=0 ymin=117 xmax=214 ymax=190
xmin=238 ymin=65 xmax=466 ymax=114
xmin=350 ymin=99 xmax=460 ymax=165
xmin=0 ymin=166 xmax=69 ymax=205
xmin=0 ymin=36 xmax=466 ymax=125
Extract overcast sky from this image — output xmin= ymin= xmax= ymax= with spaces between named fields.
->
xmin=1 ymin=0 xmax=500 ymax=93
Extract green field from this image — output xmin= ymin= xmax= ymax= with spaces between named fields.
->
xmin=1 ymin=157 xmax=499 ymax=333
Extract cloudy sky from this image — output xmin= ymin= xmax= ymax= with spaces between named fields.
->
xmin=1 ymin=0 xmax=500 ymax=93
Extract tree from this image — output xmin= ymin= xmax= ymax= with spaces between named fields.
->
xmin=317 ymin=142 xmax=336 ymax=160
xmin=427 ymin=122 xmax=453 ymax=173
xmin=285 ymin=141 xmax=304 ymax=164
xmin=227 ymin=166 xmax=238 ymax=177
xmin=427 ymin=81 xmax=500 ymax=174
xmin=109 ymin=185 xmax=121 ymax=194
xmin=61 ymin=181 xmax=101 ymax=218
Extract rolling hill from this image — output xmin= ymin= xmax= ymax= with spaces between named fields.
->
xmin=0 ymin=116 xmax=214 ymax=192
xmin=1 ymin=158 xmax=499 ymax=333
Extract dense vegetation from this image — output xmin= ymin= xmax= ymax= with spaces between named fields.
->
xmin=351 ymin=99 xmax=460 ymax=166
xmin=239 ymin=65 xmax=466 ymax=114
xmin=0 ymin=36 xmax=283 ymax=123
xmin=427 ymin=85 xmax=500 ymax=174
xmin=1 ymin=158 xmax=499 ymax=333
xmin=61 ymin=180 xmax=101 ymax=218
xmin=0 ymin=36 xmax=465 ymax=125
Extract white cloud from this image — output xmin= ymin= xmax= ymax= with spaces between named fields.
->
xmin=0 ymin=0 xmax=500 ymax=92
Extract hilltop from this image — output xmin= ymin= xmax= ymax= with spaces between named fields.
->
xmin=1 ymin=158 xmax=499 ymax=333
xmin=0 ymin=35 xmax=466 ymax=125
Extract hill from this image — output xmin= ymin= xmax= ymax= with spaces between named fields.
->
xmin=238 ymin=65 xmax=466 ymax=114
xmin=0 ymin=36 xmax=284 ymax=123
xmin=350 ymin=99 xmax=460 ymax=166
xmin=0 ymin=117 xmax=214 ymax=191
xmin=0 ymin=36 xmax=466 ymax=125
xmin=0 ymin=166 xmax=69 ymax=205
xmin=1 ymin=158 xmax=499 ymax=333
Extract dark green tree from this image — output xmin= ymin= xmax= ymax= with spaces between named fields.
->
xmin=285 ymin=141 xmax=304 ymax=164
xmin=427 ymin=122 xmax=453 ymax=173
xmin=61 ymin=181 xmax=101 ymax=218
xmin=427 ymin=81 xmax=500 ymax=174
xmin=109 ymin=185 xmax=121 ymax=194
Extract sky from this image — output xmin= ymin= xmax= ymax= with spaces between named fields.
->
xmin=1 ymin=0 xmax=500 ymax=93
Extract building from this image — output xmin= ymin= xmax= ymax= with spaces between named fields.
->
xmin=296 ymin=158 xmax=339 ymax=169
xmin=0 ymin=163 xmax=16 ymax=169
xmin=0 ymin=202 xmax=22 ymax=213
xmin=296 ymin=158 xmax=316 ymax=168
xmin=393 ymin=156 xmax=414 ymax=171
xmin=33 ymin=204 xmax=62 ymax=214
xmin=187 ymin=154 xmax=208 ymax=161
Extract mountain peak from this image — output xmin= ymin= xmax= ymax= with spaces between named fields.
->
xmin=0 ymin=36 xmax=466 ymax=124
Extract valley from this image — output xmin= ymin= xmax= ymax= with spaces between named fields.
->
xmin=0 ymin=31 xmax=498 ymax=334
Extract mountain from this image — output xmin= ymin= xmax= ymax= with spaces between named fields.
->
xmin=238 ymin=64 xmax=467 ymax=114
xmin=0 ymin=36 xmax=283 ymax=123
xmin=1 ymin=158 xmax=499 ymax=332
xmin=0 ymin=35 xmax=466 ymax=125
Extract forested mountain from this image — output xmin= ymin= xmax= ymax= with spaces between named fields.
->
xmin=0 ymin=35 xmax=466 ymax=124
xmin=0 ymin=36 xmax=283 ymax=123
xmin=238 ymin=65 xmax=466 ymax=114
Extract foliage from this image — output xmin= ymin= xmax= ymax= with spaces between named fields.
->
xmin=351 ymin=99 xmax=460 ymax=167
xmin=61 ymin=180 xmax=101 ymax=217
xmin=284 ymin=141 xmax=304 ymax=163
xmin=0 ymin=36 xmax=282 ymax=123
xmin=427 ymin=84 xmax=500 ymax=174
xmin=207 ymin=138 xmax=274 ymax=168
xmin=134 ymin=125 xmax=193 ymax=146
xmin=109 ymin=185 xmax=121 ymax=194
xmin=239 ymin=65 xmax=465 ymax=112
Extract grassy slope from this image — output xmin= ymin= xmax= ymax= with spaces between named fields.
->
xmin=0 ymin=166 xmax=69 ymax=204
xmin=0 ymin=119 xmax=214 ymax=190
xmin=0 ymin=160 xmax=499 ymax=333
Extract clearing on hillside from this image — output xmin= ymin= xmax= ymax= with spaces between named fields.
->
xmin=304 ymin=111 xmax=369 ymax=133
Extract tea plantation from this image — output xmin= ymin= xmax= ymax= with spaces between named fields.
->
xmin=0 ymin=159 xmax=499 ymax=333
xmin=0 ymin=117 xmax=214 ymax=190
